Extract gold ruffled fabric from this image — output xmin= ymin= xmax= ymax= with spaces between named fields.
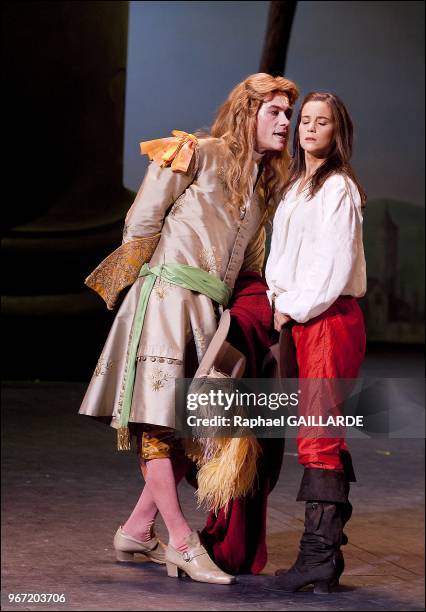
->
xmin=140 ymin=130 xmax=198 ymax=173
xmin=85 ymin=234 xmax=161 ymax=310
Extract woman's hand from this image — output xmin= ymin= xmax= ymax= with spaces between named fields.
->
xmin=274 ymin=310 xmax=292 ymax=331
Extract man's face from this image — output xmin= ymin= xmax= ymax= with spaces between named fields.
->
xmin=255 ymin=93 xmax=292 ymax=153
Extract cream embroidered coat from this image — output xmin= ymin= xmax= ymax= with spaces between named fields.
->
xmin=79 ymin=135 xmax=267 ymax=430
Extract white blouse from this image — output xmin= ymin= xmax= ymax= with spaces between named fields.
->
xmin=265 ymin=173 xmax=366 ymax=324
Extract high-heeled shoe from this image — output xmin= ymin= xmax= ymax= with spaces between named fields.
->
xmin=165 ymin=531 xmax=236 ymax=584
xmin=113 ymin=526 xmax=166 ymax=564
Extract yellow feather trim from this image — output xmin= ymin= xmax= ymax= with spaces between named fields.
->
xmin=185 ymin=437 xmax=262 ymax=513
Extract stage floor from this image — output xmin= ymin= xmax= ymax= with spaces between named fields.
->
xmin=2 ymin=349 xmax=424 ymax=611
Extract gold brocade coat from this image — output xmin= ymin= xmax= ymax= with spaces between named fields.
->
xmin=79 ymin=135 xmax=267 ymax=430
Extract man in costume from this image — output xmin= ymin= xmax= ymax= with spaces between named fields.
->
xmin=79 ymin=73 xmax=299 ymax=584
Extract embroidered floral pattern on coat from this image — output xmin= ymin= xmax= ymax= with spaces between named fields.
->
xmin=150 ymin=367 xmax=172 ymax=391
xmin=193 ymin=328 xmax=207 ymax=361
xmin=199 ymin=246 xmax=222 ymax=276
xmin=94 ymin=357 xmax=114 ymax=376
xmin=153 ymin=277 xmax=174 ymax=300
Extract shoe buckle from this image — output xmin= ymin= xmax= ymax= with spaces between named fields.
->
xmin=182 ymin=552 xmax=192 ymax=562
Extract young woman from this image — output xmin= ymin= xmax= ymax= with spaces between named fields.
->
xmin=266 ymin=92 xmax=367 ymax=593
xmin=79 ymin=73 xmax=299 ymax=584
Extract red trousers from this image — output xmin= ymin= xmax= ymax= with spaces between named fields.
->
xmin=292 ymin=297 xmax=366 ymax=471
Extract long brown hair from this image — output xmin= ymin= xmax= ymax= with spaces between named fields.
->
xmin=286 ymin=92 xmax=366 ymax=205
xmin=210 ymin=73 xmax=299 ymax=217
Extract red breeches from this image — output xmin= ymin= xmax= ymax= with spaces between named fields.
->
xmin=292 ymin=297 xmax=366 ymax=471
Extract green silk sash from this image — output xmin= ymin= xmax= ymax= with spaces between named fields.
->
xmin=117 ymin=262 xmax=231 ymax=449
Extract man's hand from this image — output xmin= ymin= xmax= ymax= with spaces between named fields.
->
xmin=274 ymin=311 xmax=292 ymax=332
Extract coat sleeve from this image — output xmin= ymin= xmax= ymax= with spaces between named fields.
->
xmin=85 ymin=136 xmax=199 ymax=309
xmin=274 ymin=176 xmax=362 ymax=323
xmin=122 ymin=156 xmax=198 ymax=242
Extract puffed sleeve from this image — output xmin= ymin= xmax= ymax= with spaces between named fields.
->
xmin=85 ymin=132 xmax=199 ymax=309
xmin=275 ymin=175 xmax=362 ymax=323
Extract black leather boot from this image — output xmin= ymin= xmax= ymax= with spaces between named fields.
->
xmin=331 ymin=494 xmax=352 ymax=585
xmin=334 ymin=450 xmax=356 ymax=584
xmin=276 ymin=468 xmax=350 ymax=594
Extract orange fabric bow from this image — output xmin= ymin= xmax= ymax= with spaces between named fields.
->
xmin=140 ymin=129 xmax=198 ymax=174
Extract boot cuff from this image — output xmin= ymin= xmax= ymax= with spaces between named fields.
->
xmin=340 ymin=450 xmax=356 ymax=483
xmin=296 ymin=468 xmax=348 ymax=503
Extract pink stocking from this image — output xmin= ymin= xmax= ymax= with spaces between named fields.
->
xmin=122 ymin=485 xmax=158 ymax=542
xmin=122 ymin=453 xmax=192 ymax=550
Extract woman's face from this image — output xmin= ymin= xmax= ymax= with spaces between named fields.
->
xmin=299 ymin=100 xmax=334 ymax=157
xmin=255 ymin=93 xmax=292 ymax=153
